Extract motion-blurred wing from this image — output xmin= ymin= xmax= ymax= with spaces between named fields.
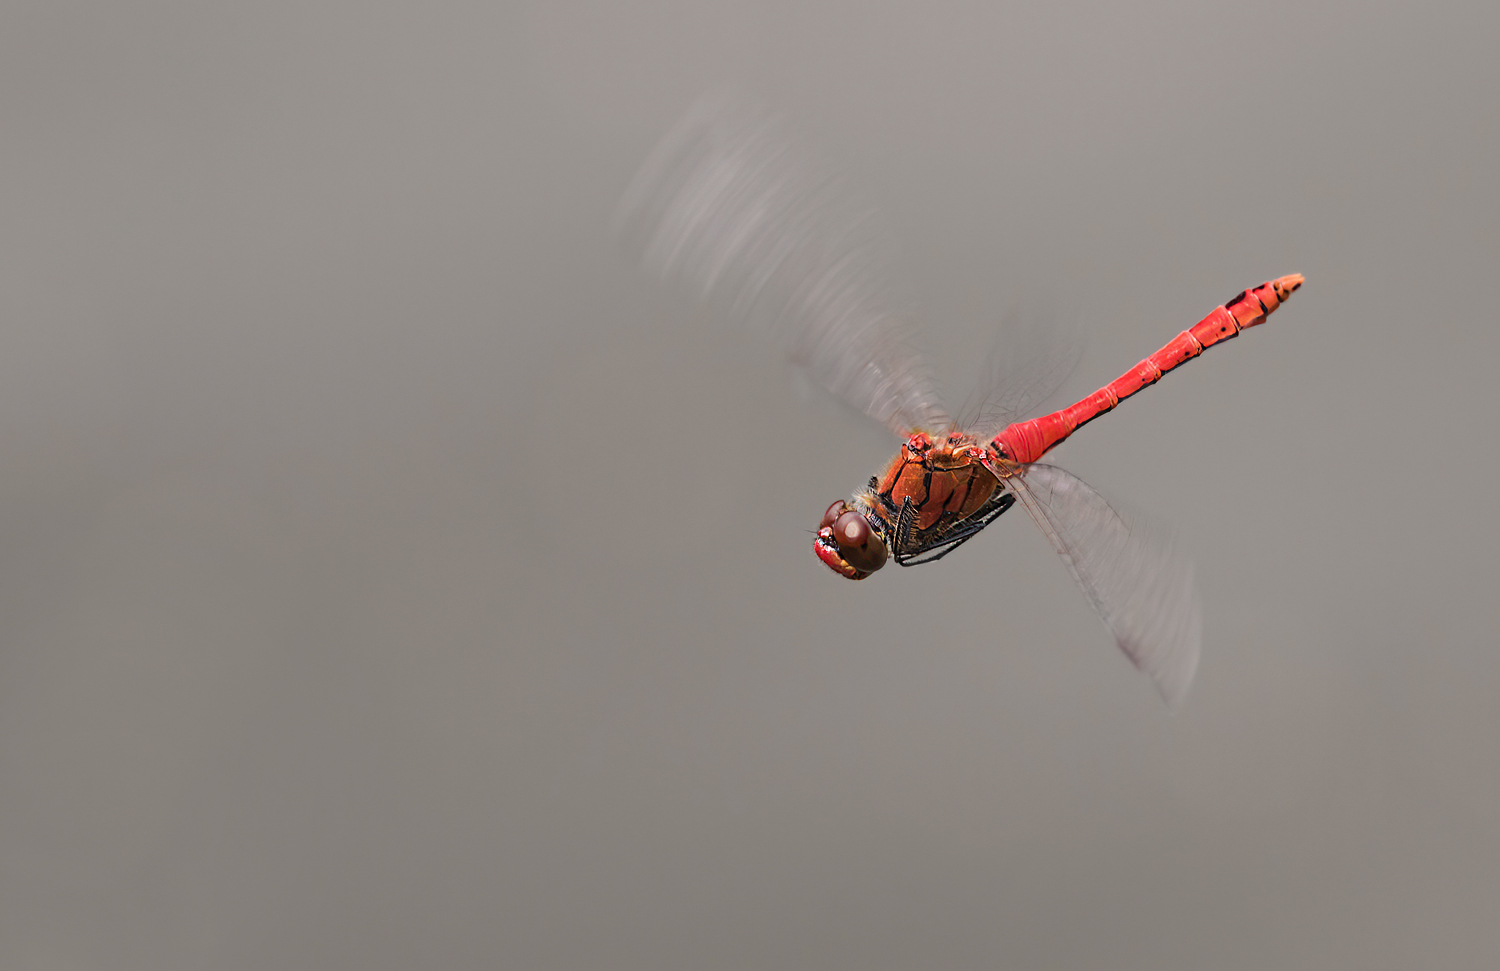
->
xmin=617 ymin=96 xmax=949 ymax=436
xmin=960 ymin=308 xmax=1084 ymax=442
xmin=1004 ymin=463 xmax=1201 ymax=707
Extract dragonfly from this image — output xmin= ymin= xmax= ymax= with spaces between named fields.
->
xmin=618 ymin=98 xmax=1302 ymax=706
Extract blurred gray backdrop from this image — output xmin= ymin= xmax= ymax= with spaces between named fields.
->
xmin=3 ymin=1 xmax=1498 ymax=969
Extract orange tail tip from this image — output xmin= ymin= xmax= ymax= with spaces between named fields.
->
xmin=1226 ymin=273 xmax=1305 ymax=330
xmin=1272 ymin=273 xmax=1304 ymax=300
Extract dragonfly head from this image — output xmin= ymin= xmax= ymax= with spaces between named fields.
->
xmin=814 ymin=500 xmax=888 ymax=580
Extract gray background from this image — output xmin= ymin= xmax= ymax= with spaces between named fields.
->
xmin=3 ymin=1 xmax=1497 ymax=968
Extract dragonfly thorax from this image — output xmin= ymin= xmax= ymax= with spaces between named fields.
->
xmin=813 ymin=431 xmax=1015 ymax=580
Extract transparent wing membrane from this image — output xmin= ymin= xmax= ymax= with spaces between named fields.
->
xmin=623 ymin=97 xmax=1214 ymax=707
xmin=617 ymin=96 xmax=949 ymax=436
xmin=1004 ymin=463 xmax=1202 ymax=707
xmin=960 ymin=307 xmax=1084 ymax=441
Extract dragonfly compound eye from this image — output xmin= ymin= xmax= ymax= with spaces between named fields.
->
xmin=833 ymin=511 xmax=888 ymax=575
xmin=819 ymin=509 xmax=888 ymax=578
xmin=820 ymin=500 xmax=850 ymax=530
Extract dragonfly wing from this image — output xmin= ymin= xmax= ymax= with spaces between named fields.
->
xmin=1004 ymin=463 xmax=1202 ymax=707
xmin=617 ymin=95 xmax=949 ymax=436
xmin=960 ymin=308 xmax=1084 ymax=441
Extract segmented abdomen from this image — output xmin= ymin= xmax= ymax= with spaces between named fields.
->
xmin=991 ymin=274 xmax=1303 ymax=465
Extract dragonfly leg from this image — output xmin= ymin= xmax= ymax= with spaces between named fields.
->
xmin=891 ymin=496 xmax=917 ymax=558
xmin=893 ymin=492 xmax=1017 ymax=567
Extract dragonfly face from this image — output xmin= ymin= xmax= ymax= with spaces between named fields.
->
xmin=814 ymin=499 xmax=889 ymax=580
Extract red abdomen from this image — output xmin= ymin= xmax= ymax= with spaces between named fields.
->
xmin=991 ymin=274 xmax=1303 ymax=464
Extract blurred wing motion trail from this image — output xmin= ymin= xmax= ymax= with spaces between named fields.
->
xmin=621 ymin=96 xmax=1212 ymax=707
xmin=1006 ymin=464 xmax=1201 ymax=707
xmin=617 ymin=96 xmax=949 ymax=436
xmin=962 ymin=307 xmax=1086 ymax=441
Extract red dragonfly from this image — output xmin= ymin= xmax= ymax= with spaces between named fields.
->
xmin=619 ymin=99 xmax=1302 ymax=706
